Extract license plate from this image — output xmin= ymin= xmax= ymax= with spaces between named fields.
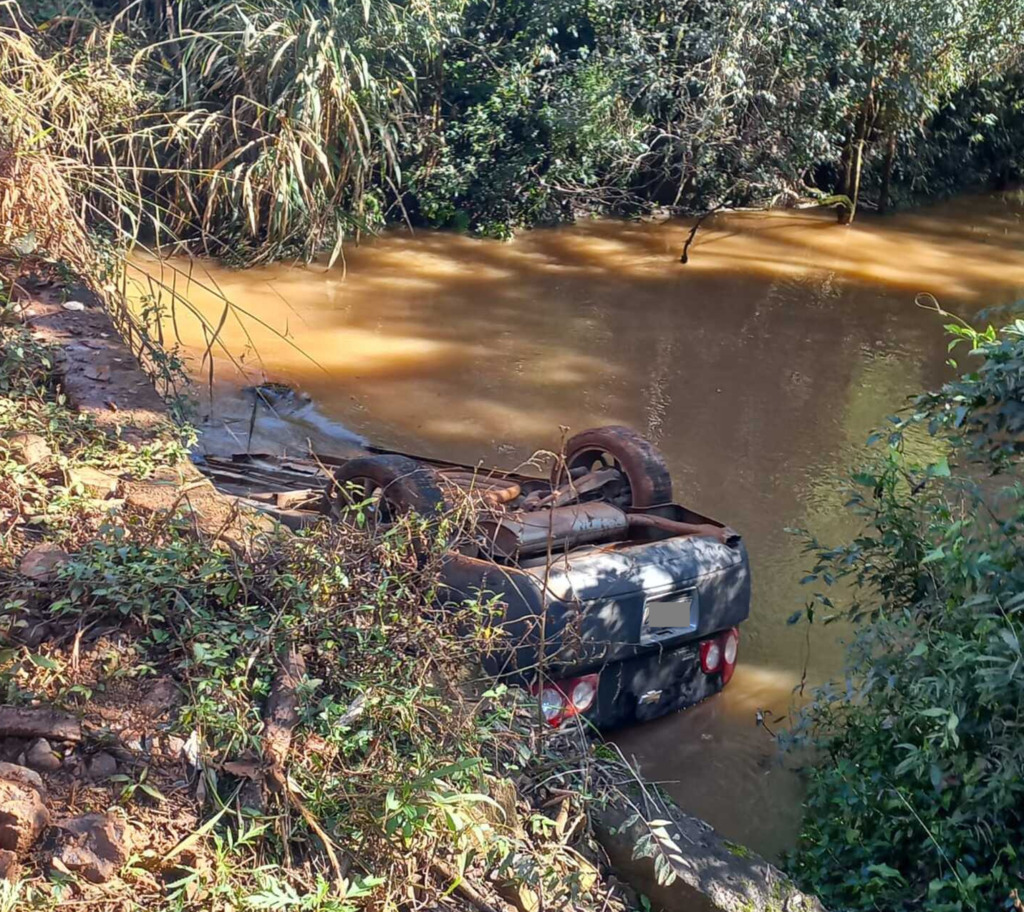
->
xmin=641 ymin=589 xmax=698 ymax=644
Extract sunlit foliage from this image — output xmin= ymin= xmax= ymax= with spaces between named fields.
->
xmin=4 ymin=0 xmax=1024 ymax=252
xmin=789 ymin=317 xmax=1024 ymax=911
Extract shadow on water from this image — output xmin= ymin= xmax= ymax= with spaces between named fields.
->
xmin=128 ymin=190 xmax=1024 ymax=861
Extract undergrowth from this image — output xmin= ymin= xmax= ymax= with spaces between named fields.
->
xmin=0 ymin=320 xmax=635 ymax=911
xmin=787 ymin=316 xmax=1024 ymax=911
xmin=3 ymin=0 xmax=1024 ymax=263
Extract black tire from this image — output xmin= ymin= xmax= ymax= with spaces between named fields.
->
xmin=553 ymin=426 xmax=673 ymax=508
xmin=327 ymin=455 xmax=445 ymax=523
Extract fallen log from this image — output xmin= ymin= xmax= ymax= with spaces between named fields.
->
xmin=0 ymin=706 xmax=81 ymax=743
xmin=260 ymin=648 xmax=351 ymax=889
xmin=262 ymin=647 xmax=306 ymax=792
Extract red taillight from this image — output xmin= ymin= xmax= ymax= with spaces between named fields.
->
xmin=700 ymin=638 xmax=722 ymax=674
xmin=700 ymin=627 xmax=740 ymax=684
xmin=531 ymin=673 xmax=599 ymax=727
xmin=721 ymin=627 xmax=739 ymax=684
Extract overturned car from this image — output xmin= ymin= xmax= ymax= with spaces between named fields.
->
xmin=201 ymin=426 xmax=751 ymax=730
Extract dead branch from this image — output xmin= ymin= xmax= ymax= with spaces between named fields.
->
xmin=260 ymin=647 xmax=351 ymax=887
xmin=431 ymin=860 xmax=503 ymax=912
xmin=679 ymin=203 xmax=729 ymax=264
xmin=262 ymin=645 xmax=306 ymax=791
xmin=0 ymin=705 xmax=81 ymax=742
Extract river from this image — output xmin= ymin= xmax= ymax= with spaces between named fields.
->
xmin=129 ymin=190 xmax=1024 ymax=861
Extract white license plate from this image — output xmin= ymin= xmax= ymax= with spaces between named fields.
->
xmin=646 ymin=599 xmax=692 ymax=628
xmin=641 ymin=590 xmax=697 ymax=644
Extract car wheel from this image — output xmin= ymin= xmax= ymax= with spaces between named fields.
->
xmin=553 ymin=426 xmax=673 ymax=508
xmin=327 ymin=454 xmax=446 ymax=523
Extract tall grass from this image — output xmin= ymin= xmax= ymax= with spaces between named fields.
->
xmin=0 ymin=2 xmax=346 ymax=398
xmin=0 ymin=6 xmax=136 ymax=270
xmin=1 ymin=0 xmax=457 ymax=269
xmin=136 ymin=0 xmax=457 ymax=264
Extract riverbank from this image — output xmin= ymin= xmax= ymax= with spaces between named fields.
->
xmin=0 ymin=269 xmax=824 ymax=912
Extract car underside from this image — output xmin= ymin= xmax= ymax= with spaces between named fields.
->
xmin=199 ymin=425 xmax=751 ymax=729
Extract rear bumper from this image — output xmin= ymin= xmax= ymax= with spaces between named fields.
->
xmin=443 ymin=534 xmax=751 ymax=679
xmin=585 ymin=638 xmax=723 ymax=729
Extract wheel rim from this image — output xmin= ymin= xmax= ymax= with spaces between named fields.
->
xmin=566 ymin=448 xmax=632 ymax=507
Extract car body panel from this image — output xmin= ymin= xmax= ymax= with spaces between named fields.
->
xmin=200 ymin=447 xmax=751 ymax=729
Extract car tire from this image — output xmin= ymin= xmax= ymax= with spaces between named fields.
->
xmin=327 ymin=454 xmax=446 ymax=521
xmin=553 ymin=426 xmax=673 ymax=508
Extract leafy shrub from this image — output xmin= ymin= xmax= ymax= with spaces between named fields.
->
xmin=5 ymin=0 xmax=1024 ymax=254
xmin=410 ymin=54 xmax=646 ymax=237
xmin=788 ymin=318 xmax=1024 ymax=911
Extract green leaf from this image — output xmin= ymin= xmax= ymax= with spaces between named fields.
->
xmin=140 ymin=783 xmax=167 ymax=802
xmin=28 ymin=653 xmax=60 ymax=670
xmin=867 ymin=863 xmax=904 ymax=881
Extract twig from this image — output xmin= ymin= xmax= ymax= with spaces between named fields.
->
xmin=679 ymin=202 xmax=729 ymax=264
xmin=431 ymin=860 xmax=503 ymax=912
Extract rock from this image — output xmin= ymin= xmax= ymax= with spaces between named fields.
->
xmin=0 ymin=762 xmax=44 ymax=795
xmin=18 ymin=543 xmax=71 ymax=582
xmin=61 ymin=300 xmax=87 ymax=312
xmin=159 ymin=735 xmax=186 ymax=760
xmin=24 ymin=739 xmax=61 ymax=773
xmin=118 ymin=731 xmax=148 ymax=755
xmin=86 ymin=752 xmax=118 ymax=781
xmin=54 ymin=811 xmax=131 ymax=884
xmin=0 ymin=848 xmax=18 ymax=882
xmin=139 ymin=677 xmax=181 ymax=717
xmin=69 ymin=466 xmax=119 ymax=499
xmin=5 ymin=432 xmax=52 ymax=467
xmin=590 ymin=787 xmax=826 ymax=912
xmin=0 ymin=776 xmax=49 ymax=855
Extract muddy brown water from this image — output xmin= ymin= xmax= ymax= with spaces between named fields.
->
xmin=130 ymin=190 xmax=1024 ymax=861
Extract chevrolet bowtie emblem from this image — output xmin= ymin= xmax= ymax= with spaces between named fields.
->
xmin=638 ymin=690 xmax=663 ymax=705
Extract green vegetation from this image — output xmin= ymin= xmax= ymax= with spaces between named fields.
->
xmin=4 ymin=1 xmax=1024 ymax=908
xmin=0 ymin=319 xmax=625 ymax=910
xmin=2 ymin=0 xmax=1023 ymax=260
xmin=788 ymin=315 xmax=1024 ymax=911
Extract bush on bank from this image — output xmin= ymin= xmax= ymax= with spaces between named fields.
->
xmin=788 ymin=316 xmax=1024 ymax=911
xmin=3 ymin=0 xmax=1024 ymax=259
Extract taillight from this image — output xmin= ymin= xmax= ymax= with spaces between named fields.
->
xmin=700 ymin=638 xmax=722 ymax=674
xmin=721 ymin=627 xmax=739 ymax=684
xmin=539 ymin=687 xmax=564 ymax=723
xmin=531 ymin=673 xmax=599 ymax=727
xmin=700 ymin=627 xmax=740 ymax=684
